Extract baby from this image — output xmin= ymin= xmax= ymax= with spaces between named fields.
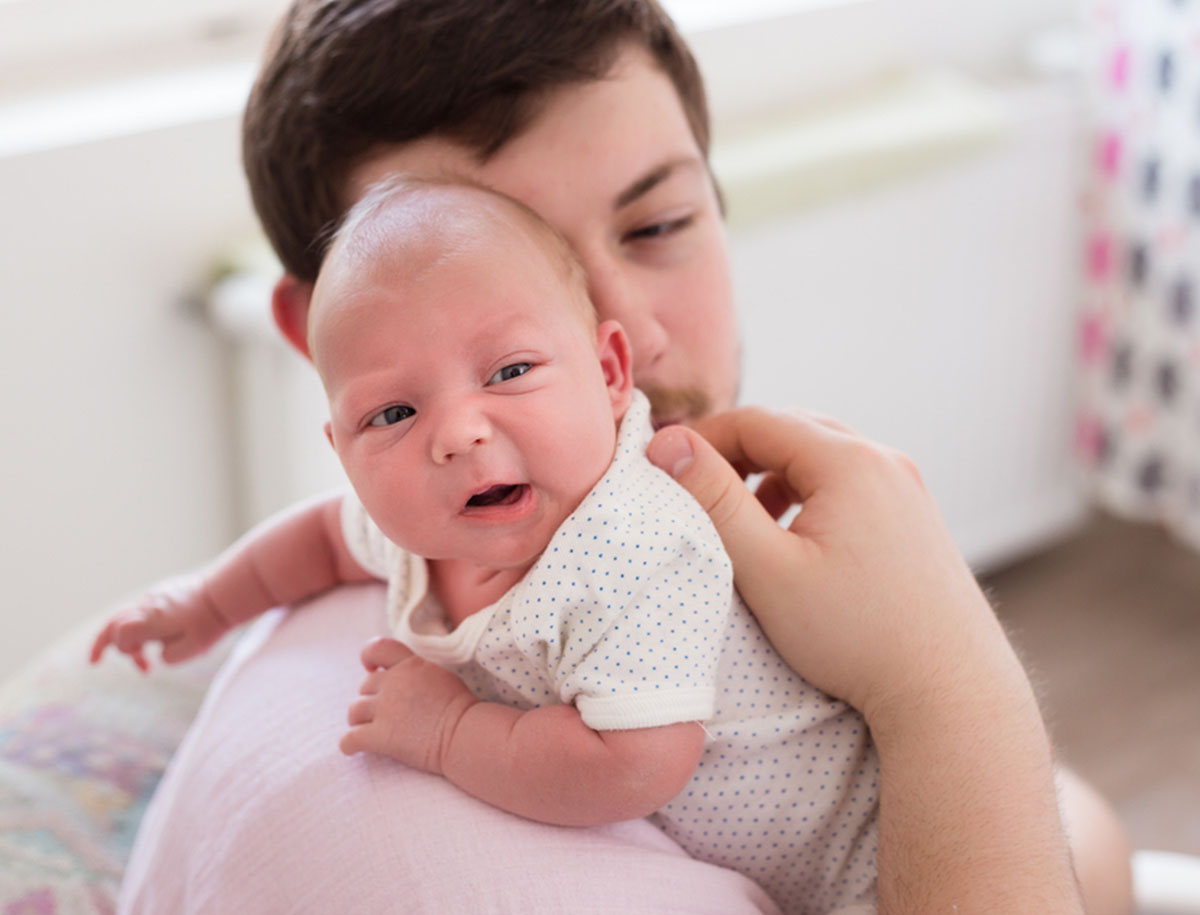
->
xmin=93 ymin=176 xmax=879 ymax=915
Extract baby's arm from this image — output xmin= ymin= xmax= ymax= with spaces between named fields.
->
xmin=91 ymin=493 xmax=374 ymax=670
xmin=341 ymin=638 xmax=705 ymax=825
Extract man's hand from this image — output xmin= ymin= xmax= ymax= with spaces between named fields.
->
xmin=647 ymin=407 xmax=1014 ymax=727
xmin=648 ymin=408 xmax=1091 ymax=913
xmin=340 ymin=637 xmax=477 ymax=773
xmin=89 ymin=574 xmax=227 ymax=671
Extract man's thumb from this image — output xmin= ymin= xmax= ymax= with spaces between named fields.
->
xmin=647 ymin=425 xmax=767 ymax=541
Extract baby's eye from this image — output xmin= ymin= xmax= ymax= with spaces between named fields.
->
xmin=488 ymin=363 xmax=532 ymax=385
xmin=368 ymin=404 xmax=415 ymax=427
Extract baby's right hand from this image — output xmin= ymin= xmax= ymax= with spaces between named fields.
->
xmin=89 ymin=575 xmax=226 ymax=672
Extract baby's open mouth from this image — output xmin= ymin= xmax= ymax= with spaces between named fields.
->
xmin=466 ymin=484 xmax=526 ymax=508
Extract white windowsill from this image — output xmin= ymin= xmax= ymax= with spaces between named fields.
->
xmin=0 ymin=61 xmax=257 ymax=159
xmin=665 ymin=0 xmax=873 ymax=34
xmin=0 ymin=0 xmax=877 ymax=160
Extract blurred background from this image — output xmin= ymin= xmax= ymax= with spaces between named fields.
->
xmin=1 ymin=0 xmax=1196 ymax=860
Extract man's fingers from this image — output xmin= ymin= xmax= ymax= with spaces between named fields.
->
xmin=360 ymin=637 xmax=413 ymax=672
xmin=753 ymin=471 xmax=797 ymax=521
xmin=690 ymin=406 xmax=850 ymax=505
xmin=647 ymin=425 xmax=793 ymax=580
xmin=648 ymin=426 xmax=748 ymax=529
xmin=777 ymin=406 xmax=857 ymax=436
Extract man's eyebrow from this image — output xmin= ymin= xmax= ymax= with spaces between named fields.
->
xmin=613 ymin=158 xmax=702 ymax=210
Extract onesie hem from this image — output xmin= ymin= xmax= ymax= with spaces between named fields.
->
xmin=577 ymin=687 xmax=714 ymax=731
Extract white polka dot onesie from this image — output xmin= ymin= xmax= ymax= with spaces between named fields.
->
xmin=342 ymin=390 xmax=879 ymax=915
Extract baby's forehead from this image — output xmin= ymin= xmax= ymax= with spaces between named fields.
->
xmin=337 ymin=183 xmax=548 ymax=273
xmin=313 ymin=189 xmax=519 ymax=312
xmin=310 ymin=179 xmax=593 ymax=362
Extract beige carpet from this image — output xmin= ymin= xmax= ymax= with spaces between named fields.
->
xmin=981 ymin=511 xmax=1200 ymax=857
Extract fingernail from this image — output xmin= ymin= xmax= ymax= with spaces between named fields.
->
xmin=648 ymin=428 xmax=694 ymax=478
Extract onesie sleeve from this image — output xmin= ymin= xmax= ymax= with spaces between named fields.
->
xmin=339 ymin=492 xmax=394 ymax=581
xmin=509 ymin=470 xmax=734 ymax=732
xmin=570 ymin=530 xmax=730 ymax=731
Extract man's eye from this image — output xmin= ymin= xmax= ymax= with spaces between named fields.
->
xmin=488 ymin=363 xmax=532 ymax=385
xmin=625 ymin=215 xmax=694 ymax=242
xmin=368 ymin=404 xmax=415 ymax=427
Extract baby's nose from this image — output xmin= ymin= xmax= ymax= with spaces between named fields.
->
xmin=430 ymin=407 xmax=490 ymax=464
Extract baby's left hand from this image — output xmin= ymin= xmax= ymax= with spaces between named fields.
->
xmin=340 ymin=637 xmax=477 ymax=774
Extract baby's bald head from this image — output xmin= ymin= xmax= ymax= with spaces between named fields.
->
xmin=309 ymin=175 xmax=594 ymax=367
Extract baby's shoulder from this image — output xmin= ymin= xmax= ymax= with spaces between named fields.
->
xmin=567 ymin=486 xmax=725 ymax=574
xmin=590 ymin=453 xmax=721 ymax=544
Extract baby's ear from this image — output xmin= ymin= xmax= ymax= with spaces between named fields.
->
xmin=595 ymin=320 xmax=633 ymax=418
xmin=324 ymin=421 xmax=335 ymax=449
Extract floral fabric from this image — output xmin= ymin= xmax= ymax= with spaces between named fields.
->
xmin=0 ymin=619 xmax=228 ymax=913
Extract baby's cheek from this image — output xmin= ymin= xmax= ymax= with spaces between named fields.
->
xmin=358 ymin=479 xmax=423 ymax=546
xmin=548 ymin=427 xmax=614 ymax=501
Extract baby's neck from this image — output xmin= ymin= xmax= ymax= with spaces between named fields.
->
xmin=427 ymin=558 xmax=531 ymax=629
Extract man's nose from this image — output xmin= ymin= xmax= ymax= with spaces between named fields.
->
xmin=430 ymin=403 xmax=490 ymax=464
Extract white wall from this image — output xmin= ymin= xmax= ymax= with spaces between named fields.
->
xmin=687 ymin=0 xmax=1076 ymax=124
xmin=0 ymin=0 xmax=1084 ymax=679
xmin=729 ymin=82 xmax=1088 ymax=567
xmin=0 ymin=115 xmax=256 ymax=678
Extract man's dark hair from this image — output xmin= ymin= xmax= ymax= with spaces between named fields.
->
xmin=243 ymin=0 xmax=710 ymax=281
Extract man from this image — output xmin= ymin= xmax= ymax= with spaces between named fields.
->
xmin=125 ymin=3 xmax=1133 ymax=912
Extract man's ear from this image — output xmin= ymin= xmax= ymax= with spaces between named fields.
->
xmin=595 ymin=320 xmax=634 ymax=419
xmin=272 ymin=274 xmax=315 ymax=361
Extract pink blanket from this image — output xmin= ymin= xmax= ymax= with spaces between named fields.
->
xmin=120 ymin=583 xmax=781 ymax=913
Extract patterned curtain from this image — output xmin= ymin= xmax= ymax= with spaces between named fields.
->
xmin=1077 ymin=0 xmax=1200 ymax=548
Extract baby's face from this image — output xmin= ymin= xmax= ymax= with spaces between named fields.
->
xmin=313 ymin=206 xmax=630 ymax=572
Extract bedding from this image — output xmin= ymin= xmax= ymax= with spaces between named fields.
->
xmin=0 ymin=616 xmax=232 ymax=912
xmin=119 ymin=583 xmax=782 ymax=914
xmin=1 ymin=586 xmax=781 ymax=914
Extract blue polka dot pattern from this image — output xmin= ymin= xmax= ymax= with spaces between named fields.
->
xmin=344 ymin=391 xmax=879 ymax=914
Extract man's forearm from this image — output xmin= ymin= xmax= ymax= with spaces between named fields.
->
xmin=870 ymin=650 xmax=1083 ymax=914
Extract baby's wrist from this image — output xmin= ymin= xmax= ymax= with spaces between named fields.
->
xmin=195 ymin=578 xmax=233 ymax=639
xmin=433 ymin=691 xmax=481 ymax=776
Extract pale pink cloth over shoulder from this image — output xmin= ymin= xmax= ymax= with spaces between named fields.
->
xmin=119 ymin=584 xmax=783 ymax=915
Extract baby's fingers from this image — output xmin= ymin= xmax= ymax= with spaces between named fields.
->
xmin=341 ymin=684 xmax=378 ymax=755
xmin=357 ymin=669 xmax=387 ymax=695
xmin=360 ymin=637 xmax=413 ymax=672
xmin=347 ymin=696 xmax=375 ymax=727
xmin=115 ymin=624 xmax=152 ymax=671
xmin=92 ymin=617 xmax=151 ymax=671
xmin=340 ymin=724 xmax=380 ymax=756
xmin=113 ymin=618 xmax=152 ymax=655
xmin=89 ymin=621 xmax=117 ymax=664
xmin=129 ymin=647 xmax=150 ymax=673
